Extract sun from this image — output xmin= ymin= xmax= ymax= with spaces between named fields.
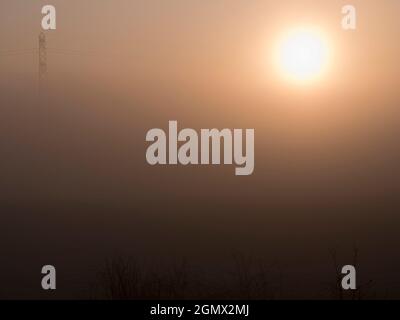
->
xmin=276 ymin=28 xmax=329 ymax=83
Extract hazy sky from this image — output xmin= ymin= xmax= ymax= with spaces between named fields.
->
xmin=1 ymin=0 xmax=399 ymax=95
xmin=1 ymin=0 xmax=400 ymax=298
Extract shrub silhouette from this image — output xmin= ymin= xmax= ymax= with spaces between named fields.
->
xmin=96 ymin=254 xmax=282 ymax=300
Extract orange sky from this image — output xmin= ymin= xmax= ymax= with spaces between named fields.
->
xmin=1 ymin=0 xmax=399 ymax=98
xmin=2 ymin=0 xmax=400 ymax=299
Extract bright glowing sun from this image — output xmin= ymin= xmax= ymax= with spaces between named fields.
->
xmin=277 ymin=28 xmax=329 ymax=83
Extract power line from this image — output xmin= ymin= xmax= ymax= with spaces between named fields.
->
xmin=0 ymin=46 xmax=123 ymax=59
xmin=0 ymin=49 xmax=37 ymax=57
xmin=47 ymin=48 xmax=100 ymax=57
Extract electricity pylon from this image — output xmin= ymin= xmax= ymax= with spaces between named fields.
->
xmin=38 ymin=32 xmax=47 ymax=93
